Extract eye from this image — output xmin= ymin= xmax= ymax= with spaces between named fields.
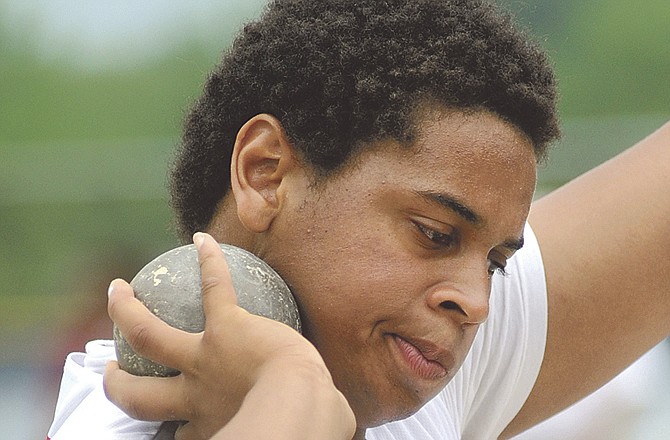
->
xmin=414 ymin=221 xmax=456 ymax=250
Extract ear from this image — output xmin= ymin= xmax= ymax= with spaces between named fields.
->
xmin=230 ymin=114 xmax=298 ymax=233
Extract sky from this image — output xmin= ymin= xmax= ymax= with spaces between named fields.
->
xmin=0 ymin=0 xmax=265 ymax=71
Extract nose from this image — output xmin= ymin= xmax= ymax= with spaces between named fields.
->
xmin=426 ymin=274 xmax=491 ymax=325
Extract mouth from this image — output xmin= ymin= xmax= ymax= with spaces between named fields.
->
xmin=389 ymin=334 xmax=450 ymax=381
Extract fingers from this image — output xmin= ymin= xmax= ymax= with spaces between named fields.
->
xmin=103 ymin=361 xmax=186 ymax=422
xmin=193 ymin=232 xmax=240 ymax=323
xmin=174 ymin=421 xmax=199 ymax=440
xmin=108 ymin=278 xmax=196 ymax=370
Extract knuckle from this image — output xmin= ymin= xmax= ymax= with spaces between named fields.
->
xmin=200 ymin=274 xmax=223 ymax=293
xmin=103 ymin=379 xmax=143 ymax=420
xmin=125 ymin=322 xmax=154 ymax=355
xmin=198 ymin=250 xmax=217 ymax=267
xmin=122 ymin=397 xmax=148 ymax=420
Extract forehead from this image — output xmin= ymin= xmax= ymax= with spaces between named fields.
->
xmin=417 ymin=110 xmax=534 ymax=205
xmin=411 ymin=108 xmax=534 ymax=162
xmin=364 ymin=109 xmax=537 ymax=187
xmin=330 ymin=109 xmax=538 ymax=230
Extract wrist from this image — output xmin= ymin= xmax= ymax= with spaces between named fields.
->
xmin=218 ymin=359 xmax=356 ymax=439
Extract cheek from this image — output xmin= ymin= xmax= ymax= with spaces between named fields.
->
xmin=263 ymin=186 xmax=426 ymax=344
xmin=271 ymin=225 xmax=414 ymax=341
xmin=286 ymin=243 xmax=400 ymax=322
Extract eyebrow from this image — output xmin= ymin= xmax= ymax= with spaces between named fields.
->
xmin=417 ymin=190 xmax=481 ymax=224
xmin=416 ymin=190 xmax=525 ymax=251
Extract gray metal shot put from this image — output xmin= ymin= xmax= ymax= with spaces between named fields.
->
xmin=113 ymin=243 xmax=301 ymax=377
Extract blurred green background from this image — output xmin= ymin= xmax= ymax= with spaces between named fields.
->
xmin=0 ymin=0 xmax=668 ymax=438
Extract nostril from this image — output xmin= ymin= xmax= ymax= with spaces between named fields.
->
xmin=440 ymin=300 xmax=465 ymax=315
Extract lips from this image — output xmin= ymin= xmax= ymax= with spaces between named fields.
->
xmin=391 ymin=334 xmax=449 ymax=381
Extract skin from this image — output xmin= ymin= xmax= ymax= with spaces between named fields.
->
xmin=503 ymin=119 xmax=670 ymax=437
xmin=105 ymin=107 xmax=670 ymax=439
xmin=106 ymin=233 xmax=356 ymax=440
xmin=226 ymin=109 xmax=536 ymax=430
xmin=234 ymin=110 xmax=535 ymax=427
xmin=106 ymin=108 xmax=539 ymax=439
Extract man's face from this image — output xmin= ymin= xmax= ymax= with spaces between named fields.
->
xmin=247 ymin=110 xmax=537 ymax=427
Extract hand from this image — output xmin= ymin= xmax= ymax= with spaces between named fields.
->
xmin=104 ymin=232 xmax=355 ymax=440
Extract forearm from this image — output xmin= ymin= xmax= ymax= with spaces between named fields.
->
xmin=212 ymin=362 xmax=356 ymax=440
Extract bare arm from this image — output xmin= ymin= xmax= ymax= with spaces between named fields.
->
xmin=503 ymin=120 xmax=670 ymax=437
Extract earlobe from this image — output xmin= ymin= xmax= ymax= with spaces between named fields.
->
xmin=230 ymin=114 xmax=296 ymax=233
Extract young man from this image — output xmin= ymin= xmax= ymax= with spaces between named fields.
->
xmin=48 ymin=0 xmax=670 ymax=439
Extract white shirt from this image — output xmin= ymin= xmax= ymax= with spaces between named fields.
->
xmin=48 ymin=224 xmax=547 ymax=440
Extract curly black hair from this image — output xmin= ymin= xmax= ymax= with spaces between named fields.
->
xmin=169 ymin=0 xmax=560 ymax=243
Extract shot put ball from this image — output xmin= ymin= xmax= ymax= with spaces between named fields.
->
xmin=113 ymin=243 xmax=301 ymax=377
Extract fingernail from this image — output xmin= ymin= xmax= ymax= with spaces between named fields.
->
xmin=108 ymin=279 xmax=118 ymax=297
xmin=193 ymin=232 xmax=206 ymax=250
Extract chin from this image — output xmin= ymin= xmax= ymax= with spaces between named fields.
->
xmin=359 ymin=407 xmax=423 ymax=431
xmin=349 ymin=390 xmax=432 ymax=430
